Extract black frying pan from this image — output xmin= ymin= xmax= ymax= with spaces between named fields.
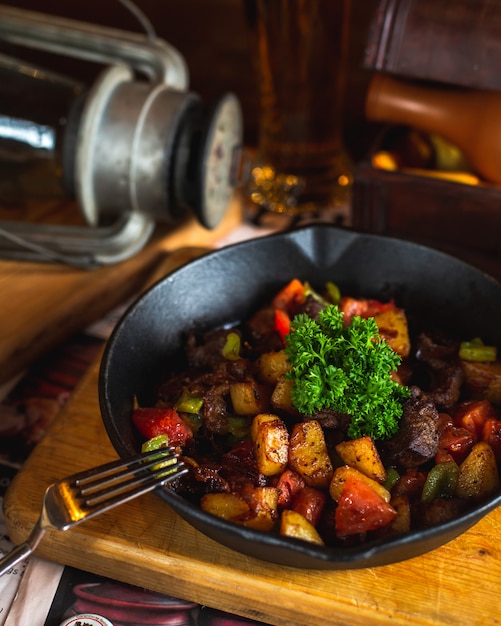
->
xmin=99 ymin=223 xmax=501 ymax=569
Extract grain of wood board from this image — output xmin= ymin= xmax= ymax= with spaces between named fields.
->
xmin=0 ymin=198 xmax=242 ymax=384
xmin=4 ymin=360 xmax=501 ymax=626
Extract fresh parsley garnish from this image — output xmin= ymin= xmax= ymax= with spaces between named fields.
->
xmin=284 ymin=305 xmax=410 ymax=440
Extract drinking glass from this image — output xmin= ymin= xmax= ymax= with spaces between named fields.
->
xmin=243 ymin=0 xmax=353 ymax=215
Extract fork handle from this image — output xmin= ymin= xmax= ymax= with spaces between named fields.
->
xmin=0 ymin=524 xmax=46 ymax=576
xmin=0 ymin=541 xmax=34 ymax=576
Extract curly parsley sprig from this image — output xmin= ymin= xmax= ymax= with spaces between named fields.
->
xmin=284 ymin=305 xmax=410 ymax=440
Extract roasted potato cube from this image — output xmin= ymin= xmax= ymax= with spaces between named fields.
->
xmin=280 ymin=509 xmax=324 ymax=545
xmin=257 ymin=350 xmax=290 ymax=384
xmin=389 ymin=494 xmax=411 ymax=534
xmin=329 ymin=465 xmax=391 ymax=503
xmin=250 ymin=413 xmax=289 ymax=476
xmin=242 ymin=514 xmax=276 ymax=531
xmin=271 ymin=378 xmax=296 ymax=413
xmin=373 ymin=307 xmax=410 ymax=357
xmin=230 ymin=380 xmax=269 ymax=416
xmin=455 ymin=441 xmax=500 ymax=499
xmin=244 ymin=485 xmax=279 ymax=511
xmin=289 ymin=420 xmax=333 ymax=489
xmin=460 ymin=359 xmax=501 ymax=405
xmin=335 ymin=436 xmax=386 ymax=483
xmin=241 ymin=486 xmax=279 ymax=531
xmin=200 ymin=493 xmax=250 ymax=520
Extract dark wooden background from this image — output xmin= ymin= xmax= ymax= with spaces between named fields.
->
xmin=1 ymin=0 xmax=379 ymax=161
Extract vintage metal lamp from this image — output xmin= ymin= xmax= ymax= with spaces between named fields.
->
xmin=0 ymin=4 xmax=243 ymax=267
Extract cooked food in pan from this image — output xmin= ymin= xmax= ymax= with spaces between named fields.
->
xmin=131 ymin=278 xmax=501 ymax=547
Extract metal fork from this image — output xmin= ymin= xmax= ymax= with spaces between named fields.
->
xmin=0 ymin=448 xmax=187 ymax=576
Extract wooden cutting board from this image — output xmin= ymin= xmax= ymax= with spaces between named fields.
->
xmin=0 ymin=197 xmax=242 ymax=386
xmin=4 ymin=359 xmax=501 ymax=625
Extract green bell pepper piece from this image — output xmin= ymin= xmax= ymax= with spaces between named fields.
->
xmin=459 ymin=337 xmax=497 ymax=362
xmin=421 ymin=461 xmax=459 ymax=504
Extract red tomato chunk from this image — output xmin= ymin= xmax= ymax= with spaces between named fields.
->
xmin=335 ymin=476 xmax=397 ymax=537
xmin=291 ymin=486 xmax=326 ymax=527
xmin=452 ymin=400 xmax=498 ymax=441
xmin=132 ymin=407 xmax=193 ymax=448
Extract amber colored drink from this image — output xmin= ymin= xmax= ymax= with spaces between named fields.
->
xmin=243 ymin=0 xmax=353 ymax=214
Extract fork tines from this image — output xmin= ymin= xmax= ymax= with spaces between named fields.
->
xmin=72 ymin=449 xmax=187 ymax=509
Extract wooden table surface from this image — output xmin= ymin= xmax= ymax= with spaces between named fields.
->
xmin=0 ymin=197 xmax=243 ymax=386
xmin=4 ymin=295 xmax=501 ymax=626
xmin=2 ymin=192 xmax=501 ymax=625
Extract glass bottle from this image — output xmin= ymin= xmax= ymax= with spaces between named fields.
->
xmin=366 ymin=72 xmax=501 ymax=185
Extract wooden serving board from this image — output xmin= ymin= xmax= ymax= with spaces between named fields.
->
xmin=0 ymin=197 xmax=242 ymax=386
xmin=4 ymin=362 xmax=501 ymax=625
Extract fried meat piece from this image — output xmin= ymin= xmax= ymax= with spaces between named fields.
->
xmin=383 ymin=388 xmax=440 ymax=469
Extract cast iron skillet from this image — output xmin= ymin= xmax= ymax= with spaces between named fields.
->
xmin=99 ymin=223 xmax=501 ymax=569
